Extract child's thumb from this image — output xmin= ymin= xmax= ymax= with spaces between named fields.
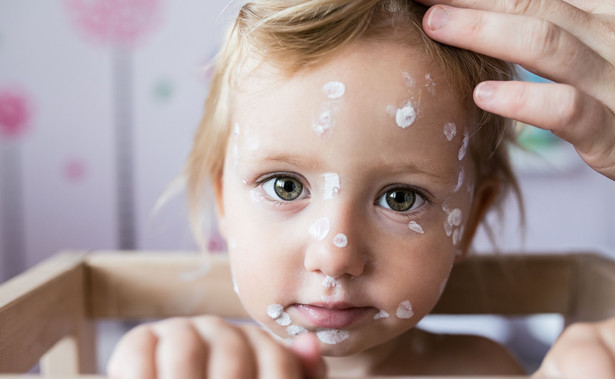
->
xmin=290 ymin=333 xmax=327 ymax=379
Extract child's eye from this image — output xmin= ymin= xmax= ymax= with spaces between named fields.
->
xmin=377 ymin=188 xmax=426 ymax=212
xmin=262 ymin=176 xmax=304 ymax=201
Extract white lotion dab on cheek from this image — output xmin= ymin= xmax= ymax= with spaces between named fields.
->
xmin=396 ymin=300 xmax=414 ymax=319
xmin=309 ymin=217 xmax=331 ymax=241
xmin=373 ymin=310 xmax=390 ymax=320
xmin=316 ymin=329 xmax=350 ymax=345
xmin=322 ymin=172 xmax=341 ymax=200
xmin=453 ymin=167 xmax=464 ymax=193
xmin=267 ymin=304 xmax=284 ymax=319
xmin=408 ymin=221 xmax=424 ymax=234
xmin=287 ymin=325 xmax=308 ymax=336
xmin=458 ymin=128 xmax=470 ymax=161
xmin=402 ymin=72 xmax=415 ymax=87
xmin=443 ymin=122 xmax=457 ymax=141
xmin=322 ymin=81 xmax=346 ymax=99
xmin=332 ymin=233 xmax=348 ymax=248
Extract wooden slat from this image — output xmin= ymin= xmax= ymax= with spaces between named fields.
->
xmin=0 ymin=251 xmax=95 ymax=373
xmin=433 ymin=254 xmax=575 ymax=315
xmin=86 ymin=251 xmax=247 ymax=319
xmin=567 ymin=254 xmax=615 ymax=324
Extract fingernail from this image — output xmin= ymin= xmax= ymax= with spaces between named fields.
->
xmin=475 ymin=82 xmax=495 ymax=102
xmin=427 ymin=6 xmax=449 ymax=30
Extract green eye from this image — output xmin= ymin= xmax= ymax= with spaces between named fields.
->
xmin=378 ymin=189 xmax=418 ymax=212
xmin=263 ymin=176 xmax=304 ymax=201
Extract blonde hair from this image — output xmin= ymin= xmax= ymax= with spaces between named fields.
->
xmin=185 ymin=0 xmax=522 ymax=248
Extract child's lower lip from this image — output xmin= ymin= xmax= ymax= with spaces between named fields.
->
xmin=294 ymin=304 xmax=373 ymax=329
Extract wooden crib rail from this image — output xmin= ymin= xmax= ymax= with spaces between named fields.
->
xmin=1 ymin=250 xmax=615 ymax=377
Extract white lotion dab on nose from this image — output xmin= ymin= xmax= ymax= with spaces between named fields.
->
xmin=287 ymin=325 xmax=308 ymax=336
xmin=322 ymin=275 xmax=337 ymax=288
xmin=458 ymin=129 xmax=470 ymax=161
xmin=323 ymin=172 xmax=341 ymax=200
xmin=395 ymin=101 xmax=417 ymax=129
xmin=396 ymin=300 xmax=414 ymax=319
xmin=333 ymin=233 xmax=348 ymax=248
xmin=309 ymin=217 xmax=330 ymax=241
xmin=444 ymin=122 xmax=457 ymax=141
xmin=408 ymin=221 xmax=424 ymax=234
xmin=316 ymin=329 xmax=350 ymax=345
xmin=373 ymin=310 xmax=390 ymax=320
xmin=322 ymin=81 xmax=346 ymax=99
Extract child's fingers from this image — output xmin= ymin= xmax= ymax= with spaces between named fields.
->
xmin=107 ymin=324 xmax=157 ymax=379
xmin=473 ymin=80 xmax=615 ymax=180
xmin=151 ymin=318 xmax=206 ymax=379
xmin=535 ymin=322 xmax=615 ymax=378
xmin=241 ymin=326 xmax=304 ymax=379
xmin=290 ymin=333 xmax=327 ymax=379
xmin=421 ymin=5 xmax=614 ymax=107
xmin=190 ymin=316 xmax=257 ymax=378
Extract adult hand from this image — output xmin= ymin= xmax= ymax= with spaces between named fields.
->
xmin=417 ymin=0 xmax=615 ymax=180
xmin=533 ymin=318 xmax=615 ymax=378
xmin=107 ymin=316 xmax=326 ymax=379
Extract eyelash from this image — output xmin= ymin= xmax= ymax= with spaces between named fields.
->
xmin=254 ymin=172 xmax=311 ymax=204
xmin=375 ymin=186 xmax=431 ymax=216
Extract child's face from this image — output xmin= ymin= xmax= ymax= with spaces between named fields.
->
xmin=215 ymin=40 xmax=484 ymax=355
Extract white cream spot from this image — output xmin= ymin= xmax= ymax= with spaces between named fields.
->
xmin=448 ymin=208 xmax=463 ymax=227
xmin=458 ymin=129 xmax=470 ymax=160
xmin=322 ymin=275 xmax=337 ymax=288
xmin=267 ymin=304 xmax=284 ymax=319
xmin=316 ymin=329 xmax=350 ymax=344
xmin=452 ymin=228 xmax=461 ymax=246
xmin=373 ymin=310 xmax=390 ymax=320
xmin=444 ymin=219 xmax=453 ymax=237
xmin=425 ymin=73 xmax=436 ymax=94
xmin=287 ymin=325 xmax=308 ymax=336
xmin=402 ymin=72 xmax=415 ymax=87
xmin=396 ymin=300 xmax=414 ymax=319
xmin=275 ymin=312 xmax=291 ymax=326
xmin=322 ymin=81 xmax=345 ymax=99
xmin=333 ymin=233 xmax=348 ymax=248
xmin=323 ymin=172 xmax=341 ymax=200
xmin=312 ymin=107 xmax=335 ymax=136
xmin=441 ymin=197 xmax=452 ymax=213
xmin=233 ymin=123 xmax=240 ymax=136
xmin=395 ymin=101 xmax=417 ymax=129
xmin=408 ymin=221 xmax=424 ymax=234
xmin=444 ymin=122 xmax=457 ymax=141
xmin=309 ymin=217 xmax=330 ymax=241
xmin=453 ymin=167 xmax=464 ymax=193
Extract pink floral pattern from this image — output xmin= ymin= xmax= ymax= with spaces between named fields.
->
xmin=0 ymin=89 xmax=31 ymax=139
xmin=64 ymin=0 xmax=161 ymax=47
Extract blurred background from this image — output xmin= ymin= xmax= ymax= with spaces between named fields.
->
xmin=1 ymin=0 xmax=615 ymax=374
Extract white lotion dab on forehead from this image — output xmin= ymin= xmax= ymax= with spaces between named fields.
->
xmin=316 ymin=329 xmax=350 ymax=345
xmin=309 ymin=217 xmax=330 ymax=241
xmin=333 ymin=233 xmax=348 ymax=248
xmin=322 ymin=172 xmax=341 ymax=200
xmin=322 ymin=81 xmax=346 ymax=99
xmin=395 ymin=101 xmax=417 ymax=129
xmin=396 ymin=300 xmax=414 ymax=319
xmin=443 ymin=122 xmax=457 ymax=141
xmin=312 ymin=107 xmax=334 ymax=136
xmin=408 ymin=221 xmax=424 ymax=234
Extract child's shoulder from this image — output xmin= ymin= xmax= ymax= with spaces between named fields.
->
xmin=374 ymin=328 xmax=526 ymax=376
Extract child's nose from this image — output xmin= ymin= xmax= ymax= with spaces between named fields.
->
xmin=303 ymin=209 xmax=366 ymax=279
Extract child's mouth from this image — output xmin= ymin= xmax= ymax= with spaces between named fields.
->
xmin=294 ymin=303 xmax=374 ymax=329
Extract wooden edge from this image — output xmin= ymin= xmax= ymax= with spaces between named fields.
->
xmin=0 ymin=251 xmax=95 ymax=373
xmin=85 ymin=251 xmax=248 ymax=319
xmin=566 ymin=254 xmax=615 ymax=324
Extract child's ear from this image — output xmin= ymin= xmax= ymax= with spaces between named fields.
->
xmin=456 ymin=178 xmax=500 ymax=263
xmin=212 ymin=172 xmax=227 ymax=239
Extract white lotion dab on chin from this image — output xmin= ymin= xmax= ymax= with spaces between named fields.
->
xmin=395 ymin=101 xmax=417 ymax=129
xmin=316 ymin=329 xmax=350 ymax=345
xmin=396 ymin=300 xmax=414 ymax=319
xmin=322 ymin=81 xmax=346 ymax=99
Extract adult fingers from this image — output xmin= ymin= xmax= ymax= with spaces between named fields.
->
xmin=534 ymin=322 xmax=615 ymax=378
xmin=151 ymin=319 xmax=206 ymax=379
xmin=415 ymin=0 xmax=615 ymax=61
xmin=474 ymin=80 xmax=615 ymax=179
xmin=241 ymin=326 xmax=304 ymax=379
xmin=290 ymin=333 xmax=327 ymax=378
xmin=107 ymin=324 xmax=157 ymax=379
xmin=421 ymin=5 xmax=615 ymax=106
xmin=191 ymin=316 xmax=257 ymax=378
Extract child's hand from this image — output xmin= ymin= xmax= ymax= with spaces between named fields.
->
xmin=533 ymin=318 xmax=615 ymax=378
xmin=417 ymin=0 xmax=615 ymax=180
xmin=106 ymin=316 xmax=326 ymax=379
